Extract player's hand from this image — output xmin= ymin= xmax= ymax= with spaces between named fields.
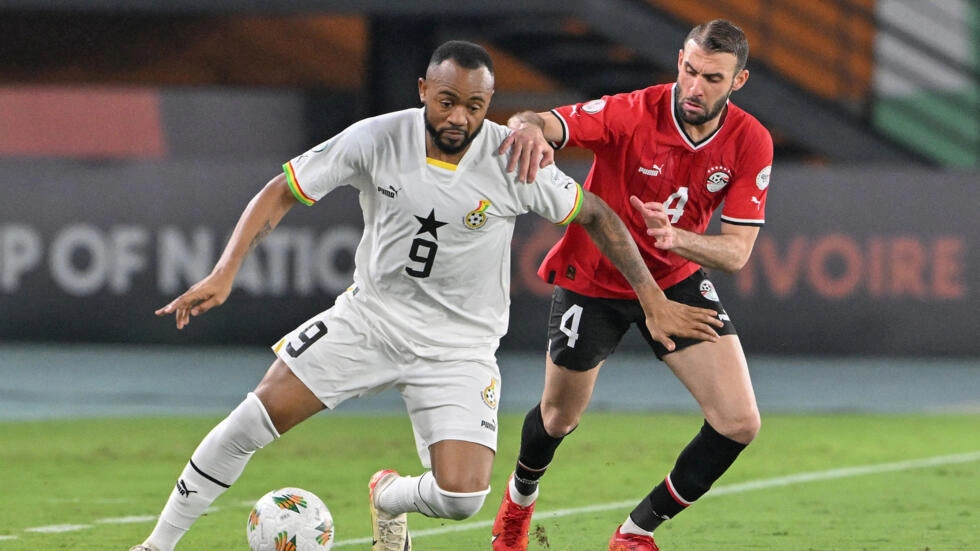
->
xmin=155 ymin=273 xmax=234 ymax=330
xmin=498 ymin=122 xmax=554 ymax=183
xmin=629 ymin=195 xmax=678 ymax=250
xmin=645 ymin=299 xmax=723 ymax=351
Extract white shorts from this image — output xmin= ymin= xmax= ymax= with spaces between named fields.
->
xmin=272 ymin=290 xmax=501 ymax=468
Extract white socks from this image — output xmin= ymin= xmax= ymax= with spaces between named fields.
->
xmin=144 ymin=392 xmax=279 ymax=551
xmin=377 ymin=471 xmax=490 ymax=520
xmin=508 ymin=476 xmax=538 ymax=507
xmin=620 ymin=515 xmax=654 ymax=537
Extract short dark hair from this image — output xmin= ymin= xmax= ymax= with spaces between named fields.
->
xmin=428 ymin=40 xmax=494 ymax=75
xmin=685 ymin=20 xmax=749 ymax=73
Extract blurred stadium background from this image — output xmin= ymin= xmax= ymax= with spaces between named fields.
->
xmin=0 ymin=0 xmax=977 ymax=420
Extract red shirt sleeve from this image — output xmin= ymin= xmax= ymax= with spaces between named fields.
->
xmin=552 ymin=90 xmax=650 ymax=154
xmin=720 ymin=117 xmax=773 ymax=226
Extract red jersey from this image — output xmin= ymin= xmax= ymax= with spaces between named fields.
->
xmin=539 ymin=83 xmax=773 ymax=298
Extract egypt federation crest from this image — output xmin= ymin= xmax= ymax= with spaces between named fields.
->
xmin=705 ymin=165 xmax=732 ymax=193
xmin=464 ymin=199 xmax=492 ymax=229
xmin=482 ymin=378 xmax=499 ymax=409
xmin=699 ymin=279 xmax=720 ymax=302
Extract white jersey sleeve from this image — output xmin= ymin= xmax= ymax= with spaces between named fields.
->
xmin=282 ymin=118 xmax=375 ymax=205
xmin=516 ymin=164 xmax=583 ymax=226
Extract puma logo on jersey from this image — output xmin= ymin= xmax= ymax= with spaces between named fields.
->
xmin=377 ymin=185 xmax=401 ymax=198
xmin=638 ymin=163 xmax=663 ymax=176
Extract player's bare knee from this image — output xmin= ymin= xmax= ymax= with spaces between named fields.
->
xmin=743 ymin=407 xmax=762 ymax=441
xmin=254 ymin=398 xmax=296 ymax=435
xmin=432 ymin=472 xmax=490 ymax=495
xmin=543 ymin=418 xmax=578 ymax=438
xmin=707 ymin=408 xmax=760 ymax=445
xmin=540 ymin=407 xmax=579 ymax=437
xmin=254 ymin=361 xmax=324 ymax=434
xmin=724 ymin=413 xmax=761 ymax=444
xmin=746 ymin=411 xmax=762 ymax=440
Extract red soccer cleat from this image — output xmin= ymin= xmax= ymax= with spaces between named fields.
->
xmin=608 ymin=524 xmax=660 ymax=551
xmin=491 ymin=479 xmax=536 ymax=551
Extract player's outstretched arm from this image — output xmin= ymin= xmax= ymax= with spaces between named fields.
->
xmin=498 ymin=111 xmax=562 ymax=183
xmin=155 ymin=172 xmax=298 ymax=329
xmin=629 ymin=195 xmax=759 ymax=273
xmin=575 ymin=191 xmax=723 ymax=350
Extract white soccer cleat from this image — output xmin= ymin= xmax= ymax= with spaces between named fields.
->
xmin=369 ymin=469 xmax=412 ymax=551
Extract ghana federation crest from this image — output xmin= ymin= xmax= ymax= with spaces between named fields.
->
xmin=482 ymin=378 xmax=499 ymax=409
xmin=464 ymin=199 xmax=491 ymax=229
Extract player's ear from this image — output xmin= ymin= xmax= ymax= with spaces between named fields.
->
xmin=418 ymin=77 xmax=427 ymax=103
xmin=731 ymin=69 xmax=749 ymax=92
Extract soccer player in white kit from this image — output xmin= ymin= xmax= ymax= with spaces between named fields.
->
xmin=133 ymin=41 xmax=722 ymax=551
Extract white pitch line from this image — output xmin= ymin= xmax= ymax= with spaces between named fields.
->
xmin=23 ymin=524 xmax=92 ymax=533
xmin=706 ymin=450 xmax=980 ymax=496
xmin=329 ymin=450 xmax=980 ymax=547
xmin=20 ymin=509 xmax=220 ymax=535
xmin=42 ymin=497 xmax=136 ymax=504
xmin=95 ymin=515 xmax=159 ymax=524
xmin=13 ymin=451 xmax=979 ymax=545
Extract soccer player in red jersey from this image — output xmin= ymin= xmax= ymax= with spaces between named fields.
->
xmin=492 ymin=20 xmax=772 ymax=551
xmin=132 ymin=41 xmax=722 ymax=551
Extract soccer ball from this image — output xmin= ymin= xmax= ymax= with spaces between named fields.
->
xmin=246 ymin=487 xmax=334 ymax=551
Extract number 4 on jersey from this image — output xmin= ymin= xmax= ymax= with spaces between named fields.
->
xmin=663 ymin=186 xmax=689 ymax=223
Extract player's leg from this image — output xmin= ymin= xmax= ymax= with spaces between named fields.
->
xmin=369 ymin=440 xmax=492 ymax=551
xmin=369 ymin=355 xmax=499 ymax=550
xmin=614 ymin=336 xmax=759 ymax=546
xmin=134 ymin=358 xmax=325 ymax=551
xmin=609 ymin=271 xmax=757 ymax=550
xmin=377 ymin=439 xmax=494 ymax=518
xmin=518 ymin=287 xmax=631 ymax=494
xmin=494 ymin=287 xmax=630 ymax=551
xmin=490 ymin=356 xmax=601 ymax=551
xmin=668 ymin=335 xmax=760 ymax=442
xmin=518 ymin=354 xmax=601 ymax=495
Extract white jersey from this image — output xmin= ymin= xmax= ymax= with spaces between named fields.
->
xmin=283 ymin=108 xmax=583 ymax=352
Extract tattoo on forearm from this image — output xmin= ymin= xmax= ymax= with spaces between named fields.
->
xmin=249 ymin=221 xmax=273 ymax=251
xmin=590 ymin=214 xmax=648 ymax=286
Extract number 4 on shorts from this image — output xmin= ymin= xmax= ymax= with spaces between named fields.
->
xmin=560 ymin=304 xmax=583 ymax=348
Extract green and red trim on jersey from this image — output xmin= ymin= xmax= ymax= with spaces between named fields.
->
xmin=282 ymin=161 xmax=316 ymax=206
xmin=557 ymin=183 xmax=584 ymax=226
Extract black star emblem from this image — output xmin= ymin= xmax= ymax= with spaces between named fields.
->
xmin=414 ymin=209 xmax=448 ymax=239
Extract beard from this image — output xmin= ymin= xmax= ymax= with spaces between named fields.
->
xmin=424 ymin=111 xmax=483 ymax=155
xmin=675 ymin=90 xmax=730 ymax=126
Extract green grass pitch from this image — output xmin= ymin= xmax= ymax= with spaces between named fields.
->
xmin=1 ymin=412 xmax=977 ymax=550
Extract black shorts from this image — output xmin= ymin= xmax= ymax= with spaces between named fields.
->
xmin=547 ymin=269 xmax=737 ymax=371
